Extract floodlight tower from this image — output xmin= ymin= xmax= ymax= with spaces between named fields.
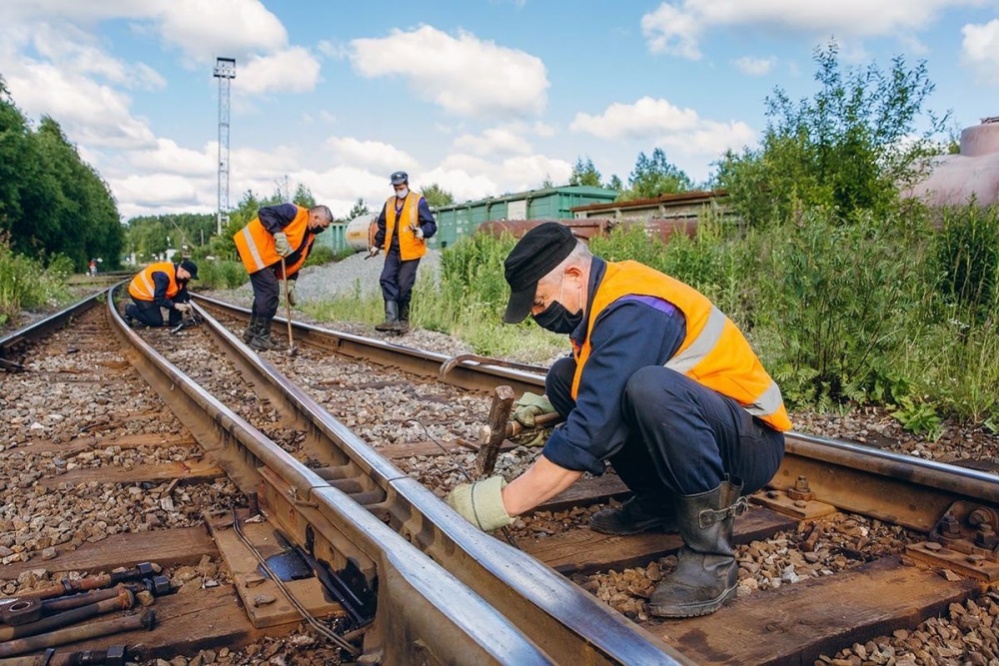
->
xmin=213 ymin=57 xmax=236 ymax=235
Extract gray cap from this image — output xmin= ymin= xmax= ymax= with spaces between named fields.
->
xmin=390 ymin=171 xmax=408 ymax=185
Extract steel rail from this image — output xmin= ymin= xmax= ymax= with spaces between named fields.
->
xmin=192 ymin=293 xmax=998 ymax=534
xmin=101 ymin=288 xmax=553 ymax=665
xmin=0 ymin=290 xmax=109 ymax=365
xmin=186 ymin=297 xmax=689 ymax=665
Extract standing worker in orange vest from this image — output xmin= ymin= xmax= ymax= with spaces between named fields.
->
xmin=368 ymin=171 xmax=437 ymax=334
xmin=124 ymin=259 xmax=198 ymax=328
xmin=234 ymin=203 xmax=333 ymax=350
xmin=446 ymin=222 xmax=789 ymax=618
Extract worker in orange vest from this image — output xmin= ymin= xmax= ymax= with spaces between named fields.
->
xmin=447 ymin=222 xmax=789 ymax=619
xmin=368 ymin=171 xmax=436 ymax=334
xmin=124 ymin=259 xmax=198 ymax=327
xmin=234 ymin=203 xmax=333 ymax=350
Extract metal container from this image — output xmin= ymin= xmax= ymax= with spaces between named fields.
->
xmin=904 ymin=118 xmax=999 ymax=207
xmin=345 ymin=214 xmax=378 ymax=252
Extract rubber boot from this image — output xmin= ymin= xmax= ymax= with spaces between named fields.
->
xmin=123 ymin=304 xmax=139 ymax=328
xmin=375 ymin=301 xmax=399 ymax=332
xmin=242 ymin=315 xmax=257 ymax=344
xmin=589 ymin=495 xmax=677 ymax=535
xmin=249 ymin=316 xmax=275 ymax=351
xmin=648 ymin=479 xmax=745 ymax=618
xmin=396 ymin=301 xmax=410 ymax=334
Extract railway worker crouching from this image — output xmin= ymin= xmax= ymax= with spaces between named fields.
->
xmin=124 ymin=259 xmax=198 ymax=328
xmin=234 ymin=203 xmax=334 ymax=350
xmin=368 ymin=171 xmax=437 ymax=334
xmin=446 ymin=222 xmax=789 ymax=618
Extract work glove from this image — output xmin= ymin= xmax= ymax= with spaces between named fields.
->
xmin=274 ymin=232 xmax=292 ymax=257
xmin=367 ymin=246 xmax=380 ymax=258
xmin=409 ymin=223 xmax=424 ymax=240
xmin=285 ymin=280 xmax=297 ymax=307
xmin=174 ymin=303 xmax=192 ymax=313
xmin=446 ymin=476 xmax=513 ymax=532
xmin=512 ymin=392 xmax=556 ymax=429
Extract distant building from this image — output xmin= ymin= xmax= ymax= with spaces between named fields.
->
xmin=571 ymin=189 xmax=730 ymax=222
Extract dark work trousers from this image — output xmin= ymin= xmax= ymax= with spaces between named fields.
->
xmin=379 ymin=250 xmax=420 ymax=307
xmin=545 ymin=358 xmax=784 ymax=497
xmin=126 ymin=299 xmax=181 ymax=327
xmin=250 ymin=268 xmax=281 ymax=319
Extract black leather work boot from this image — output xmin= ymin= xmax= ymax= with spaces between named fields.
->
xmin=242 ymin=315 xmax=257 ymax=344
xmin=249 ymin=316 xmax=275 ymax=351
xmin=589 ymin=495 xmax=677 ymax=535
xmin=648 ymin=478 xmax=745 ymax=618
xmin=396 ymin=301 xmax=410 ymax=334
xmin=375 ymin=301 xmax=399 ymax=332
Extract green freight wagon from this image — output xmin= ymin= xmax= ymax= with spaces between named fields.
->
xmin=428 ymin=185 xmax=616 ymax=249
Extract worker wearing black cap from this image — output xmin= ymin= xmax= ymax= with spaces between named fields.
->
xmin=446 ymin=221 xmax=789 ymax=618
xmin=369 ymin=171 xmax=437 ymax=334
xmin=124 ymin=259 xmax=198 ymax=328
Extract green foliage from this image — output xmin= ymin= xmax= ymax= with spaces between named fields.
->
xmin=618 ymin=148 xmax=693 ymax=201
xmin=194 ymin=260 xmax=248 ymax=290
xmin=302 ymin=244 xmax=340 ymax=268
xmin=422 ymin=184 xmax=455 ymax=208
xmin=126 ymin=212 xmax=216 ymax=260
xmin=0 ymin=80 xmax=125 ymax=271
xmin=0 ymin=236 xmax=71 ymax=324
xmin=607 ymin=174 xmax=624 ymax=192
xmin=569 ymin=157 xmax=603 ymax=187
xmin=347 ymin=198 xmax=369 ymax=220
xmin=716 ymin=42 xmax=946 ymax=227
xmin=931 ymin=202 xmax=998 ymax=321
xmin=892 ymin=398 xmax=944 ymax=441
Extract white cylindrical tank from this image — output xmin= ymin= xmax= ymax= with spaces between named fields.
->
xmin=904 ymin=117 xmax=999 ymax=207
xmin=345 ymin=214 xmax=378 ymax=252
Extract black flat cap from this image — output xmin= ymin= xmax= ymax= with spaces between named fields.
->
xmin=503 ymin=222 xmax=577 ymax=324
xmin=179 ymin=259 xmax=198 ymax=280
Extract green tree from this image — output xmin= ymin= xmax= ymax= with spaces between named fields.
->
xmin=618 ymin=149 xmax=693 ymax=201
xmin=716 ymin=42 xmax=947 ymax=226
xmin=422 ymin=183 xmax=455 ymax=208
xmin=607 ymin=174 xmax=624 ymax=192
xmin=569 ymin=156 xmax=603 ymax=187
xmin=347 ymin=198 xmax=369 ymax=220
xmin=293 ymin=183 xmax=316 ymax=208
xmin=540 ymin=175 xmax=554 ymax=189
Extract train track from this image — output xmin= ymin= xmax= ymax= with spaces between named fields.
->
xmin=0 ymin=290 xmax=995 ymax=665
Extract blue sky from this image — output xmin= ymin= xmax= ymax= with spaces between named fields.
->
xmin=0 ymin=1 xmax=996 ymax=220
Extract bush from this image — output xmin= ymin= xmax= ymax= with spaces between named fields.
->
xmin=0 ymin=236 xmax=71 ymax=325
xmin=931 ymin=202 xmax=998 ymax=322
xmin=194 ymin=259 xmax=248 ymax=290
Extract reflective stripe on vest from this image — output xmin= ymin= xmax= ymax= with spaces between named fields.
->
xmin=241 ymin=226 xmax=266 ymax=272
xmin=382 ymin=192 xmax=426 ymax=261
xmin=128 ymin=262 xmax=179 ymax=302
xmin=234 ymin=206 xmax=310 ymax=275
xmin=570 ymin=260 xmax=791 ymax=431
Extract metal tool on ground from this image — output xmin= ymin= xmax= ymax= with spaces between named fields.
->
xmin=280 ymin=257 xmax=297 ymax=356
xmin=0 ymin=644 xmax=129 ymax=666
xmin=0 ymin=611 xmax=154 ymax=658
xmin=438 ymin=354 xmax=548 ymax=382
xmin=0 ymin=564 xmax=156 ymax=603
xmin=169 ymin=307 xmax=201 ymax=335
xmin=0 ymin=591 xmax=135 ymax=642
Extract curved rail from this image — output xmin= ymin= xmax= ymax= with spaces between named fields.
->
xmin=102 ymin=288 xmax=555 ymax=665
xmin=185 ymin=295 xmax=687 ymax=664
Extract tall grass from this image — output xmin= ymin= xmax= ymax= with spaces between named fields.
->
xmin=0 ymin=238 xmax=72 ymax=326
xmin=195 ymin=259 xmax=249 ymax=290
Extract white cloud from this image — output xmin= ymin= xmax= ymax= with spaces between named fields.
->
xmin=431 ymin=153 xmax=573 ymax=199
xmin=124 ymin=139 xmax=216 ymax=177
xmin=570 ymin=96 xmax=756 ymax=162
xmin=237 ymin=47 xmax=322 ymax=95
xmin=641 ymin=0 xmax=987 ymax=59
xmin=325 ymin=137 xmax=419 ymax=174
xmin=154 ymin=0 xmax=288 ymax=62
xmin=349 ymin=25 xmax=549 ymax=117
xmin=962 ymin=19 xmax=999 ymax=82
xmin=453 ymin=127 xmax=534 ymax=156
xmin=733 ymin=55 xmax=777 ymax=76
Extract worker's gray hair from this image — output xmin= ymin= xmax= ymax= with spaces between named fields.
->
xmin=310 ymin=205 xmax=334 ymax=222
xmin=539 ymin=240 xmax=591 ymax=285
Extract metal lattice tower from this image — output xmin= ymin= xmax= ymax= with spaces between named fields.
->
xmin=213 ymin=57 xmax=236 ymax=235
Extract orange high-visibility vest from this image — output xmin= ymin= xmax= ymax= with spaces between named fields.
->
xmin=571 ymin=260 xmax=791 ymax=431
xmin=128 ymin=262 xmax=180 ymax=302
xmin=381 ymin=192 xmax=426 ymax=261
xmin=234 ymin=206 xmax=313 ymax=277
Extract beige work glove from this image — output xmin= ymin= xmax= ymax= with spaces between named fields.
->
xmin=367 ymin=246 xmax=380 ymax=258
xmin=408 ymin=223 xmax=424 ymax=240
xmin=174 ymin=303 xmax=192 ymax=313
xmin=446 ymin=476 xmax=513 ymax=532
xmin=274 ymin=232 xmax=292 ymax=257
xmin=512 ymin=392 xmax=555 ymax=428
xmin=285 ymin=280 xmax=297 ymax=307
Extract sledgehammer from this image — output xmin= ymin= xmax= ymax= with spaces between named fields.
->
xmin=476 ymin=387 xmax=564 ymax=476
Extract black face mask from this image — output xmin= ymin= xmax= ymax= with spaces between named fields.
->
xmin=533 ymin=300 xmax=583 ymax=334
